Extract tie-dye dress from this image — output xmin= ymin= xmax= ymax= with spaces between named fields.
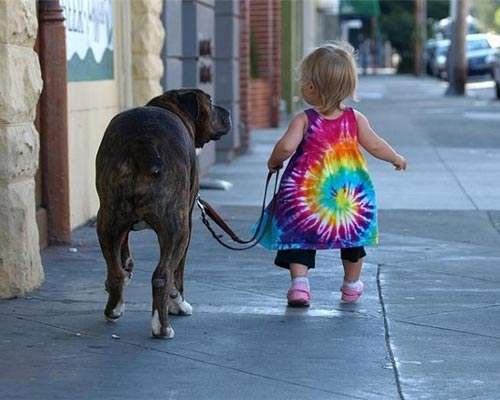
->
xmin=257 ymin=107 xmax=378 ymax=250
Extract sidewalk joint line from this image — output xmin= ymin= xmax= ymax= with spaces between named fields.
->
xmin=432 ymin=146 xmax=479 ymax=211
xmin=376 ymin=264 xmax=406 ymax=400
xmin=486 ymin=211 xmax=500 ymax=238
xmin=391 ymin=319 xmax=500 ymax=341
xmin=403 ymin=303 xmax=500 ymax=320
xmin=381 ymin=262 xmax=500 ymax=285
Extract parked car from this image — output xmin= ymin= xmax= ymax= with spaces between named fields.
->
xmin=493 ymin=52 xmax=500 ymax=99
xmin=466 ymin=33 xmax=499 ymax=77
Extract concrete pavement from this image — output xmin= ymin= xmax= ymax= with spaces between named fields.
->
xmin=1 ymin=76 xmax=500 ymax=400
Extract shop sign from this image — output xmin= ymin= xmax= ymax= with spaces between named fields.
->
xmin=61 ymin=0 xmax=114 ymax=81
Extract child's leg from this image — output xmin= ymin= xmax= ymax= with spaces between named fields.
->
xmin=340 ymin=247 xmax=366 ymax=302
xmin=340 ymin=247 xmax=366 ymax=282
xmin=290 ymin=263 xmax=308 ymax=279
xmin=274 ymin=250 xmax=316 ymax=307
xmin=274 ymin=249 xmax=316 ymax=277
xmin=342 ymin=258 xmax=363 ymax=282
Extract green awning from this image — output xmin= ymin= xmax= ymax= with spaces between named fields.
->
xmin=340 ymin=0 xmax=380 ymax=17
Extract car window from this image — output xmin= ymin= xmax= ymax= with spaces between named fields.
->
xmin=467 ymin=39 xmax=490 ymax=51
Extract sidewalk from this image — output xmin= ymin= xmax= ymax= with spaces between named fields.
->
xmin=1 ymin=76 xmax=500 ymax=400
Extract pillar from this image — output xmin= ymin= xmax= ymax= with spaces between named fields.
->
xmin=0 ymin=0 xmax=44 ymax=298
xmin=131 ymin=0 xmax=165 ymax=106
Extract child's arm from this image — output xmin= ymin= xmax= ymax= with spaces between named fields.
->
xmin=267 ymin=113 xmax=307 ymax=171
xmin=355 ymin=111 xmax=407 ymax=171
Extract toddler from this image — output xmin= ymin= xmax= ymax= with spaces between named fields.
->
xmin=257 ymin=43 xmax=406 ymax=307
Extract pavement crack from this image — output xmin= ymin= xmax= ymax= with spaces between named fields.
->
xmin=376 ymin=264 xmax=406 ymax=400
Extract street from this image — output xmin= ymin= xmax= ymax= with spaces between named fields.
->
xmin=1 ymin=75 xmax=500 ymax=400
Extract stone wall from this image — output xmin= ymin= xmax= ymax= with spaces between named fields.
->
xmin=131 ymin=0 xmax=165 ymax=106
xmin=0 ymin=0 xmax=44 ymax=298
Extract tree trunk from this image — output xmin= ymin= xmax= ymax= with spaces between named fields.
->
xmin=446 ymin=0 xmax=468 ymax=96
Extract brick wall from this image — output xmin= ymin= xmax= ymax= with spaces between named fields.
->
xmin=238 ymin=0 xmax=251 ymax=152
xmin=248 ymin=0 xmax=281 ymax=129
xmin=271 ymin=0 xmax=281 ymax=127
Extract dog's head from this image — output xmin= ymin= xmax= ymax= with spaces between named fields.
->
xmin=147 ymin=89 xmax=231 ymax=148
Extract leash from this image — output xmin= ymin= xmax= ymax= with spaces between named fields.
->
xmin=196 ymin=170 xmax=280 ymax=251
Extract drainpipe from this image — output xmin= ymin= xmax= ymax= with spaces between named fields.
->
xmin=37 ymin=0 xmax=71 ymax=244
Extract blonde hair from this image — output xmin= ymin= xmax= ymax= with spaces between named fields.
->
xmin=299 ymin=42 xmax=358 ymax=114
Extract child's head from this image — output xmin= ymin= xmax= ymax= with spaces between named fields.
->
xmin=299 ymin=43 xmax=357 ymax=114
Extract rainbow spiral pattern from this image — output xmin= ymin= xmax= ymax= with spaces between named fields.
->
xmin=257 ymin=108 xmax=378 ymax=250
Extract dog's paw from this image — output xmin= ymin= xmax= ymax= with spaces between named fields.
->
xmin=168 ymin=293 xmax=193 ymax=316
xmin=151 ymin=310 xmax=175 ymax=339
xmin=105 ymin=301 xmax=125 ymax=322
xmin=124 ymin=272 xmax=133 ymax=287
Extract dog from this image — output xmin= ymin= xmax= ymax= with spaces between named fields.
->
xmin=95 ymin=89 xmax=231 ymax=338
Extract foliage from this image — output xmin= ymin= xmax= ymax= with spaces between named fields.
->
xmin=379 ymin=0 xmax=416 ymax=72
xmin=427 ymin=0 xmax=451 ymax=37
xmin=471 ymin=0 xmax=500 ymax=33
xmin=378 ymin=0 xmax=451 ymax=73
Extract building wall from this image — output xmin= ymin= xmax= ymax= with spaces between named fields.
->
xmin=64 ymin=0 xmax=164 ymax=229
xmin=182 ymin=0 xmax=216 ymax=173
xmin=67 ymin=81 xmax=120 ymax=228
xmin=214 ymin=0 xmax=240 ymax=162
xmin=162 ymin=0 xmax=183 ymax=89
xmin=65 ymin=0 xmax=136 ymax=229
xmin=163 ymin=0 xmax=243 ymax=164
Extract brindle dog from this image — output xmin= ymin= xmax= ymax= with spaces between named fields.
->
xmin=95 ymin=89 xmax=231 ymax=338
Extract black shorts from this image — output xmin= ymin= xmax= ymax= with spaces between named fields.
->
xmin=274 ymin=247 xmax=366 ymax=270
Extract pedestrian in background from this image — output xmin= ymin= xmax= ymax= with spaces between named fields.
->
xmin=257 ymin=43 xmax=406 ymax=307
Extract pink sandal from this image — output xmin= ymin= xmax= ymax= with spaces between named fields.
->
xmin=340 ymin=281 xmax=364 ymax=303
xmin=287 ymin=283 xmax=311 ymax=307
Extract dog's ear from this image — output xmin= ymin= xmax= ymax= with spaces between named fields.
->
xmin=176 ymin=91 xmax=200 ymax=121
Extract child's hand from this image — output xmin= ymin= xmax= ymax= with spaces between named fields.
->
xmin=267 ymin=158 xmax=283 ymax=172
xmin=392 ymin=154 xmax=407 ymax=171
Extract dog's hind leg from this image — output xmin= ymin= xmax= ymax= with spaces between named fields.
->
xmin=169 ymin=213 xmax=193 ymax=316
xmin=150 ymin=220 xmax=190 ymax=338
xmin=168 ymin=253 xmax=193 ymax=316
xmin=121 ymin=231 xmax=134 ymax=286
xmin=97 ymin=209 xmax=130 ymax=322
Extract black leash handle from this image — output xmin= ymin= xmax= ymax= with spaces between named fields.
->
xmin=196 ymin=169 xmax=280 ymax=251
